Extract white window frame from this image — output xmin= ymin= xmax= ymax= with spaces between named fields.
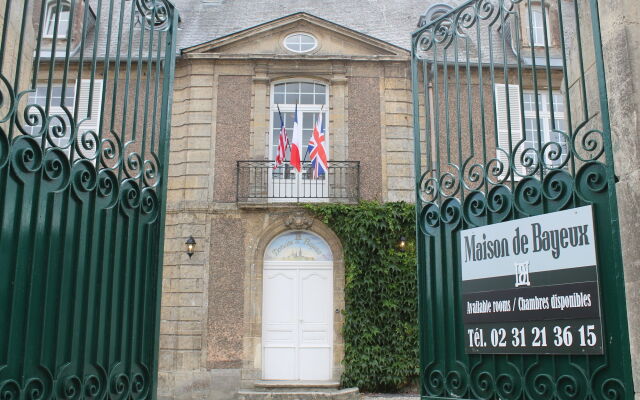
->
xmin=529 ymin=5 xmax=551 ymax=47
xmin=28 ymin=79 xmax=104 ymax=159
xmin=44 ymin=0 xmax=72 ymax=39
xmin=283 ymin=33 xmax=318 ymax=54
xmin=522 ymin=90 xmax=567 ymax=169
xmin=28 ymin=83 xmax=76 ymax=150
xmin=268 ymin=79 xmax=329 ymax=201
xmin=269 ymin=79 xmax=329 ymax=162
xmin=495 ymin=85 xmax=567 ymax=179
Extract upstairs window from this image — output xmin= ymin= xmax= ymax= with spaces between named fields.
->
xmin=269 ymin=80 xmax=329 ymax=195
xmin=271 ymin=81 xmax=328 ymax=164
xmin=44 ymin=1 xmax=71 ymax=38
xmin=522 ymin=91 xmax=566 ymax=168
xmin=27 ymin=80 xmax=104 ymax=158
xmin=283 ymin=33 xmax=317 ymax=53
xmin=495 ymin=84 xmax=567 ymax=178
xmin=529 ymin=5 xmax=550 ymax=46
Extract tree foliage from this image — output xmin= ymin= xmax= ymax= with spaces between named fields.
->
xmin=305 ymin=201 xmax=418 ymax=392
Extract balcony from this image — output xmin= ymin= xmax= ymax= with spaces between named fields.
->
xmin=237 ymin=160 xmax=360 ymax=204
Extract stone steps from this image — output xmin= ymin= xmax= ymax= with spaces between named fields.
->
xmin=238 ymin=382 xmax=359 ymax=400
xmin=238 ymin=388 xmax=359 ymax=400
xmin=254 ymin=381 xmax=342 ymax=391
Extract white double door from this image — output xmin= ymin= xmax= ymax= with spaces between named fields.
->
xmin=262 ymin=262 xmax=333 ymax=381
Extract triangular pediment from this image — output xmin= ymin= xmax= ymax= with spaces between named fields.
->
xmin=182 ymin=13 xmax=408 ymax=58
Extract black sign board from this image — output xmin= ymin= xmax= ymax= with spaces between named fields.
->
xmin=460 ymin=206 xmax=603 ymax=355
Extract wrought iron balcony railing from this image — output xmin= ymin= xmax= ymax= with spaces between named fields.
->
xmin=237 ymin=160 xmax=360 ymax=203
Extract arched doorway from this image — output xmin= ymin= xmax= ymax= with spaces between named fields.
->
xmin=262 ymin=230 xmax=333 ymax=381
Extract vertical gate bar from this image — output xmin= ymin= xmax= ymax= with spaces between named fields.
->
xmin=421 ymin=61 xmax=430 ymax=176
xmin=432 ymin=48 xmax=442 ymax=200
xmin=486 ymin=2 xmax=504 ymax=189
xmin=572 ymin=1 xmax=590 ymax=123
xmin=473 ymin=9 xmax=488 ymax=196
xmin=462 ymin=20 xmax=473 ymax=201
xmin=151 ymin=28 xmax=166 ymax=152
xmin=443 ymin=37 xmax=452 ymax=166
xmin=540 ymin=0 xmax=556 ymax=133
xmin=139 ymin=7 xmax=158 ymax=194
xmin=59 ymin=0 xmax=76 ymax=114
xmin=95 ymin=0 xmax=114 ymax=169
xmin=42 ymin=0 xmax=62 ymax=150
xmin=11 ymin=0 xmax=31 ymax=113
xmin=82 ymin=0 xmax=104 ymax=161
xmin=30 ymin=0 xmax=47 ymax=106
xmin=555 ymin=0 xmax=577 ymax=181
xmin=110 ymin=0 xmax=127 ymax=139
xmin=453 ymin=25 xmax=464 ymax=203
xmin=118 ymin=2 xmax=139 ymax=167
xmin=131 ymin=7 xmax=150 ymax=143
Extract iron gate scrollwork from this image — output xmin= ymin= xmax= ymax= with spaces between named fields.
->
xmin=411 ymin=0 xmax=634 ymax=399
xmin=0 ymin=1 xmax=177 ymax=399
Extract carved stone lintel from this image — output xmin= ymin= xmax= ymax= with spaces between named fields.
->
xmin=284 ymin=212 xmax=314 ymax=230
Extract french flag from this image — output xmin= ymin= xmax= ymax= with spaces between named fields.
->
xmin=290 ymin=104 xmax=302 ymax=172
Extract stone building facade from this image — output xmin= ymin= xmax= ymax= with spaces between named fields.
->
xmin=158 ymin=7 xmax=421 ymax=399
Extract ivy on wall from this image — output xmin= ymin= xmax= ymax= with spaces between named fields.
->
xmin=305 ymin=201 xmax=418 ymax=392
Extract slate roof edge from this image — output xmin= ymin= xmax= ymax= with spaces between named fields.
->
xmin=181 ymin=53 xmax=410 ymax=61
xmin=179 ymin=11 xmax=411 ymax=54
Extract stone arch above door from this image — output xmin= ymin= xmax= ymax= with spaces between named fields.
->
xmin=265 ymin=231 xmax=333 ymax=262
xmin=241 ymin=212 xmax=345 ymax=386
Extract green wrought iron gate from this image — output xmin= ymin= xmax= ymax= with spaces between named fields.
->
xmin=0 ymin=1 xmax=177 ymax=399
xmin=411 ymin=0 xmax=634 ymax=398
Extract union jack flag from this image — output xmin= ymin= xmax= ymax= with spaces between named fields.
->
xmin=307 ymin=113 xmax=328 ymax=179
xmin=274 ymin=106 xmax=289 ymax=170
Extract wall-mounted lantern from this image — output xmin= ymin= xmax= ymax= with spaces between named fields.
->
xmin=185 ymin=235 xmax=196 ymax=258
xmin=399 ymin=236 xmax=407 ymax=252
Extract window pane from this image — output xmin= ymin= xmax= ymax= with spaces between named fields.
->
xmin=525 ymin=118 xmax=537 ymax=141
xmin=523 ymin=93 xmax=535 ymax=112
xmin=302 ymin=113 xmax=314 ymax=129
xmin=300 ymin=93 xmax=314 ymax=104
xmin=300 ymin=82 xmax=314 ymax=93
xmin=285 ymin=82 xmax=299 ymax=93
xmin=314 ymin=93 xmax=326 ymax=105
xmin=274 ymin=84 xmax=286 ymax=94
xmin=285 ymin=93 xmax=298 ymax=104
xmin=274 ymin=111 xmax=284 ymax=127
xmin=300 ymin=36 xmax=315 ymax=44
xmin=273 ymin=93 xmax=284 ymax=104
xmin=314 ymin=84 xmax=326 ymax=94
xmin=553 ymin=94 xmax=565 ymax=113
xmin=300 ymin=43 xmax=314 ymax=51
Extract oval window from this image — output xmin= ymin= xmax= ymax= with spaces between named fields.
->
xmin=284 ymin=33 xmax=317 ymax=53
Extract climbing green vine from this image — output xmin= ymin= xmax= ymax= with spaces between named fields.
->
xmin=305 ymin=201 xmax=418 ymax=392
